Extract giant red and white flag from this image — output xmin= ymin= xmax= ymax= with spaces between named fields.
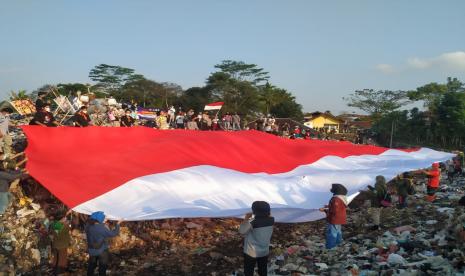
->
xmin=22 ymin=126 xmax=453 ymax=222
xmin=204 ymin=101 xmax=224 ymax=111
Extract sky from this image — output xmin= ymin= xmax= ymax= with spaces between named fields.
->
xmin=1 ymin=0 xmax=464 ymax=114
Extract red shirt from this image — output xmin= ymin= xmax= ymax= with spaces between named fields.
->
xmin=425 ymin=168 xmax=440 ymax=188
xmin=327 ymin=196 xmax=347 ymax=225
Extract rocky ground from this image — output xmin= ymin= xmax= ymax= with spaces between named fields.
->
xmin=1 ymin=173 xmax=464 ymax=275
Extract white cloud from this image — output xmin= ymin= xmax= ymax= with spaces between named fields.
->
xmin=407 ymin=57 xmax=431 ymax=69
xmin=436 ymin=51 xmax=465 ymax=70
xmin=375 ymin=63 xmax=395 ymax=74
xmin=376 ymin=51 xmax=465 ymax=74
xmin=407 ymin=51 xmax=465 ymax=71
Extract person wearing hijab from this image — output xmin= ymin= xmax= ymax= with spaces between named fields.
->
xmin=367 ymin=175 xmax=390 ymax=230
xmin=50 ymin=210 xmax=72 ymax=275
xmin=239 ymin=201 xmax=274 ymax=276
xmin=395 ymin=172 xmax=415 ymax=208
xmin=320 ymin=183 xmax=348 ymax=249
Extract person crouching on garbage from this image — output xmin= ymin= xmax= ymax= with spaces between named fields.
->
xmin=367 ymin=175 xmax=390 ymax=230
xmin=85 ymin=211 xmax=122 ymax=276
xmin=239 ymin=201 xmax=274 ymax=276
xmin=395 ymin=172 xmax=416 ymax=209
xmin=320 ymin=183 xmax=348 ymax=249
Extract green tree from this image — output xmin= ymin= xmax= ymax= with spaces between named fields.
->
xmin=344 ymin=89 xmax=410 ymax=119
xmin=120 ymin=78 xmax=164 ymax=107
xmin=259 ymin=83 xmax=303 ymax=120
xmin=57 ymin=83 xmax=90 ymax=96
xmin=214 ymin=60 xmax=269 ymax=85
xmin=206 ymin=71 xmax=261 ymax=116
xmin=178 ymin=87 xmax=212 ymax=112
xmin=368 ymin=77 xmax=465 ymax=149
xmin=120 ymin=78 xmax=182 ymax=108
xmin=407 ymin=107 xmax=429 ymax=144
xmin=436 ymin=90 xmax=465 ymax=147
xmin=446 ymin=77 xmax=464 ymax=93
xmin=160 ymin=82 xmax=183 ymax=108
xmin=408 ymin=82 xmax=447 ymax=112
xmin=9 ymin=89 xmax=29 ymax=100
xmin=372 ymin=110 xmax=409 ymax=147
xmin=89 ymin=64 xmax=144 ymax=93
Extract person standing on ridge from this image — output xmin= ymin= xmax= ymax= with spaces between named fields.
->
xmin=421 ymin=162 xmax=441 ymax=202
xmin=73 ymin=106 xmax=91 ymax=127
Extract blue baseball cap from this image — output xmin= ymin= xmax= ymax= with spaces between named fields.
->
xmin=90 ymin=211 xmax=105 ymax=223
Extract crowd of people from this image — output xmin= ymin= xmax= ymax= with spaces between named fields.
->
xmin=28 ymin=93 xmax=245 ymax=132
xmin=23 ymin=92 xmax=383 ymax=148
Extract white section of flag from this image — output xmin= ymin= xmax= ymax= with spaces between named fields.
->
xmin=204 ymin=102 xmax=224 ymax=110
xmin=72 ymin=148 xmax=454 ymax=223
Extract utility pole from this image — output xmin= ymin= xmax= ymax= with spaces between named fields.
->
xmin=389 ymin=119 xmax=395 ymax=148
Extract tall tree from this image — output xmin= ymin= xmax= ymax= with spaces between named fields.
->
xmin=178 ymin=87 xmax=212 ymax=112
xmin=57 ymin=83 xmax=90 ymax=96
xmin=120 ymin=78 xmax=165 ymax=107
xmin=408 ymin=82 xmax=447 ymax=112
xmin=436 ymin=89 xmax=465 ymax=147
xmin=259 ymin=83 xmax=303 ymax=120
xmin=206 ymin=71 xmax=261 ymax=116
xmin=344 ymin=89 xmax=410 ymax=118
xmin=214 ymin=60 xmax=269 ymax=85
xmin=364 ymin=77 xmax=465 ymax=149
xmin=89 ymin=64 xmax=143 ymax=93
xmin=120 ymin=78 xmax=183 ymax=108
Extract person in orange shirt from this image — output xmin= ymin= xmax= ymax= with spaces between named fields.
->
xmin=421 ymin=162 xmax=440 ymax=202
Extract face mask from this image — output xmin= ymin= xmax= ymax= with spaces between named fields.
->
xmin=126 ymin=113 xmax=130 ymax=116
xmin=44 ymin=107 xmax=50 ymax=112
xmin=83 ymin=110 xmax=87 ymax=114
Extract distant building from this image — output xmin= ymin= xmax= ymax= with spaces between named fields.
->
xmin=337 ymin=113 xmax=373 ymax=133
xmin=304 ymin=111 xmax=343 ymax=133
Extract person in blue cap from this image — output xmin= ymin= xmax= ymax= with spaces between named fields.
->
xmin=85 ymin=211 xmax=122 ymax=276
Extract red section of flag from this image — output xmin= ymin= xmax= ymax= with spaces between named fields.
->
xmin=22 ymin=126 xmax=394 ymax=208
xmin=205 ymin=102 xmax=224 ymax=106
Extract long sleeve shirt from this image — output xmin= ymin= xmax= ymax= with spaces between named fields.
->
xmin=239 ymin=216 xmax=274 ymax=258
xmin=326 ymin=195 xmax=348 ymax=225
xmin=85 ymin=223 xmax=120 ymax=256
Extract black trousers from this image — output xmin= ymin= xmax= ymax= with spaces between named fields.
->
xmin=87 ymin=250 xmax=109 ymax=276
xmin=244 ymin=253 xmax=268 ymax=276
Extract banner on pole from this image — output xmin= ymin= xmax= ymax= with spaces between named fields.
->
xmin=10 ymin=99 xmax=36 ymax=115
xmin=54 ymin=95 xmax=76 ymax=114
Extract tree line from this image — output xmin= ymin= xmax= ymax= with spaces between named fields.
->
xmin=11 ymin=61 xmax=303 ymax=121
xmin=344 ymin=77 xmax=465 ymax=150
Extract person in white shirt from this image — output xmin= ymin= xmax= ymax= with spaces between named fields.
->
xmin=0 ymin=108 xmax=13 ymax=158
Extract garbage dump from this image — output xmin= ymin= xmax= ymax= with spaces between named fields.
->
xmin=1 ymin=168 xmax=465 ymax=275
